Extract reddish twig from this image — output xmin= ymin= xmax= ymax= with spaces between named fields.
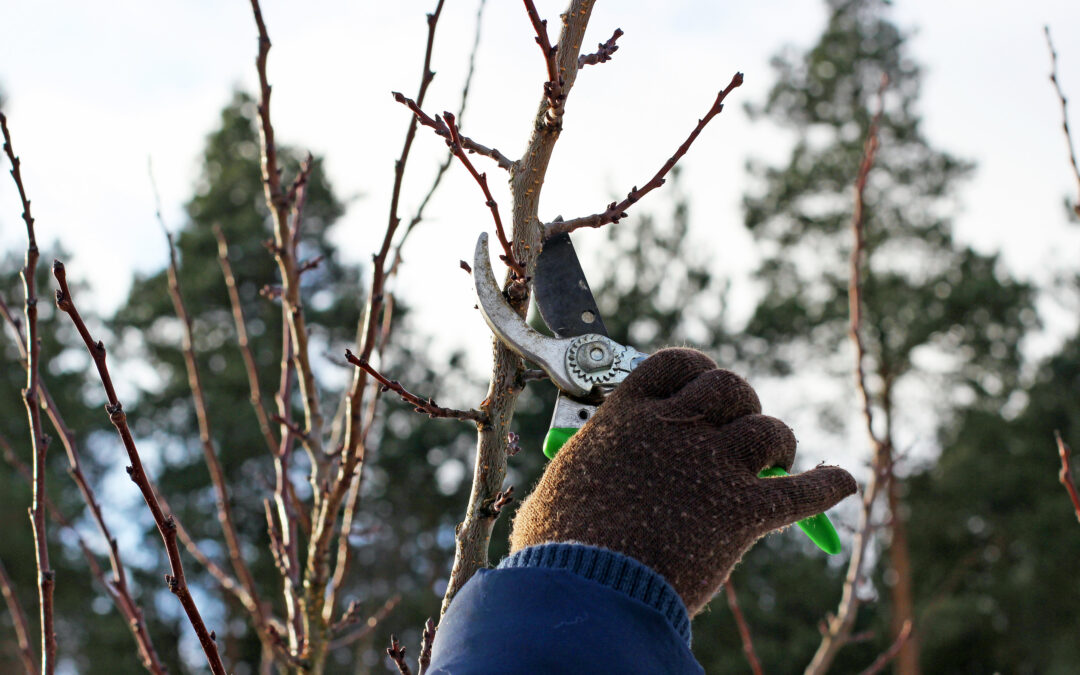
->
xmin=0 ymin=434 xmax=166 ymax=674
xmin=417 ymin=618 xmax=437 ymax=675
xmin=578 ymin=28 xmax=623 ymax=68
xmin=387 ymin=635 xmax=414 ymax=675
xmin=482 ymin=485 xmax=515 ymax=517
xmin=158 ymin=222 xmax=272 ymax=649
xmin=212 ymin=224 xmax=279 ymax=454
xmin=2 ymin=110 xmax=56 ymax=675
xmin=521 ymin=0 xmax=563 ymax=126
xmin=0 ymin=554 xmax=38 ymax=675
xmin=545 ymin=72 xmax=743 ymax=238
xmin=391 ymin=94 xmax=513 ymax=172
xmin=52 ymin=261 xmax=225 ymax=674
xmin=805 ymin=75 xmax=889 ymax=675
xmin=344 ymin=350 xmax=488 ymax=424
xmin=327 ymin=595 xmax=400 ymax=651
xmin=1055 ymin=431 xmax=1080 ymax=523
xmin=1045 ymin=26 xmax=1080 ymax=217
xmin=858 ymin=620 xmax=912 ymax=675
xmin=725 ymin=581 xmax=764 ymax=675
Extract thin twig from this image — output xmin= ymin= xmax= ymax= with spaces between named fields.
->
xmin=212 ymin=224 xmax=279 ymax=455
xmin=520 ymin=0 xmax=563 ymax=126
xmin=578 ymin=28 xmax=623 ymax=69
xmin=344 ymin=350 xmax=488 ymax=424
xmin=545 ymin=72 xmax=743 ymax=238
xmin=52 ymin=261 xmax=225 ymax=674
xmin=804 ymin=74 xmax=888 ymax=675
xmin=1045 ymin=26 xmax=1080 ymax=217
xmin=387 ymin=636 xmax=414 ymax=675
xmin=857 ymin=620 xmax=912 ymax=675
xmin=417 ymin=618 xmax=437 ymax=675
xmin=0 ymin=554 xmax=38 ymax=675
xmin=326 ymin=595 xmax=400 ymax=650
xmin=250 ymin=0 xmax=326 ymax=467
xmin=1055 ymin=431 xmax=1080 ymax=523
xmin=391 ymin=94 xmax=513 ymax=172
xmin=1 ymin=434 xmax=166 ymax=674
xmin=2 ymin=110 xmax=55 ymax=675
xmin=725 ymin=581 xmax=764 ymax=675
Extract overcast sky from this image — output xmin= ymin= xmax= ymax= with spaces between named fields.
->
xmin=2 ymin=0 xmax=1080 ymax=424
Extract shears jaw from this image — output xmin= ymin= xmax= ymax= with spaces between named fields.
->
xmin=473 ymin=233 xmax=591 ymax=398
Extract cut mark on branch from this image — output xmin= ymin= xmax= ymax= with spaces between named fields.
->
xmin=545 ymin=72 xmax=744 ymax=238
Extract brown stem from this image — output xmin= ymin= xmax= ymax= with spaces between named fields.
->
xmin=416 ymin=618 xmax=437 ymax=675
xmin=326 ymin=595 xmax=400 ymax=649
xmin=1045 ymin=26 xmax=1080 ymax=217
xmin=387 ymin=636 xmax=414 ymax=675
xmin=250 ymin=0 xmax=326 ymax=467
xmin=440 ymin=0 xmax=598 ymax=618
xmin=520 ymin=0 xmax=563 ymax=127
xmin=1055 ymin=431 xmax=1080 ymax=523
xmin=160 ymin=227 xmax=272 ymax=649
xmin=805 ymin=75 xmax=888 ymax=675
xmin=724 ymin=581 xmax=764 ymax=675
xmin=858 ymin=620 xmax=913 ymax=675
xmin=0 ymin=434 xmax=166 ymax=674
xmin=2 ymin=111 xmax=55 ymax=675
xmin=301 ymin=3 xmax=449 ymax=668
xmin=0 ymin=554 xmax=38 ymax=675
xmin=52 ymin=261 xmax=226 ymax=674
xmin=578 ymin=28 xmax=623 ymax=68
xmin=344 ymin=350 xmax=488 ymax=424
xmin=545 ymin=71 xmax=743 ymax=238
xmin=213 ymin=224 xmax=279 ymax=455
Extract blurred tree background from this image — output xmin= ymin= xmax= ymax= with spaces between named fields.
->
xmin=1 ymin=0 xmax=1079 ymax=673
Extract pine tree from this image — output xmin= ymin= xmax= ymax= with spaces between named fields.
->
xmin=741 ymin=0 xmax=1035 ymax=670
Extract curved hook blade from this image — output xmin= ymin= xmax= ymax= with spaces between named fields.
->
xmin=472 ymin=233 xmax=588 ymax=397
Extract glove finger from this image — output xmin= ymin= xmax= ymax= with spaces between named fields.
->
xmin=701 ymin=414 xmax=796 ymax=474
xmin=656 ymin=368 xmax=761 ymax=427
xmin=751 ymin=466 xmax=858 ymax=532
xmin=616 ymin=348 xmax=717 ymax=400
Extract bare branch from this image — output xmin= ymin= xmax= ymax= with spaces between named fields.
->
xmin=1055 ymin=431 xmax=1080 ymax=523
xmin=578 ymin=28 xmax=623 ymax=69
xmin=212 ymin=224 xmax=279 ymax=454
xmin=724 ymin=581 xmax=764 ymax=675
xmin=387 ymin=635 xmax=414 ymax=675
xmin=158 ymin=218 xmax=271 ymax=648
xmin=805 ymin=74 xmax=888 ymax=675
xmin=521 ymin=0 xmax=563 ymax=126
xmin=858 ymin=620 xmax=913 ymax=675
xmin=545 ymin=71 xmax=743 ymax=238
xmin=391 ymin=95 xmax=513 ymax=172
xmin=1045 ymin=26 xmax=1080 ymax=217
xmin=328 ymin=595 xmax=400 ymax=649
xmin=2 ymin=110 xmax=56 ymax=675
xmin=417 ymin=618 xmax=437 ymax=675
xmin=344 ymin=350 xmax=488 ymax=424
xmin=0 ymin=554 xmax=38 ymax=675
xmin=52 ymin=261 xmax=226 ymax=674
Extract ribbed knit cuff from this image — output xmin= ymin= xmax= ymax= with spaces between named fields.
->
xmin=499 ymin=543 xmax=692 ymax=645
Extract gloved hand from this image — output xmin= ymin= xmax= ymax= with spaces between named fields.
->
xmin=510 ymin=348 xmax=858 ymax=616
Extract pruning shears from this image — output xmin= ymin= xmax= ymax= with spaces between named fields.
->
xmin=472 ymin=231 xmax=843 ymax=555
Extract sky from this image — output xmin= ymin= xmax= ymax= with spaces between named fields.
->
xmin=2 ymin=0 xmax=1080 ymax=446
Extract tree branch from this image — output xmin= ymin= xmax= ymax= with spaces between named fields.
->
xmin=1 ymin=110 xmax=56 ymax=675
xmin=858 ymin=620 xmax=912 ymax=675
xmin=578 ymin=28 xmax=623 ymax=69
xmin=1045 ymin=26 xmax=1080 ymax=218
xmin=440 ymin=0 xmax=599 ymax=617
xmin=805 ymin=75 xmax=888 ymax=675
xmin=0 ymin=554 xmax=38 ymax=675
xmin=52 ymin=261 xmax=226 ymax=674
xmin=545 ymin=71 xmax=743 ymax=238
xmin=724 ymin=580 xmax=764 ymax=675
xmin=344 ymin=350 xmax=488 ymax=424
xmin=1055 ymin=431 xmax=1080 ymax=523
xmin=521 ymin=0 xmax=563 ymax=127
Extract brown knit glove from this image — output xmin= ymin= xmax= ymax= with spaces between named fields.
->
xmin=510 ymin=348 xmax=857 ymax=616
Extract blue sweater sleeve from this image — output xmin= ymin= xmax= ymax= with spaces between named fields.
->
xmin=427 ymin=543 xmax=704 ymax=674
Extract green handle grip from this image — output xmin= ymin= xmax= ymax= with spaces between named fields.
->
xmin=542 ymin=427 xmax=843 ymax=555
xmin=757 ymin=466 xmax=842 ymax=555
